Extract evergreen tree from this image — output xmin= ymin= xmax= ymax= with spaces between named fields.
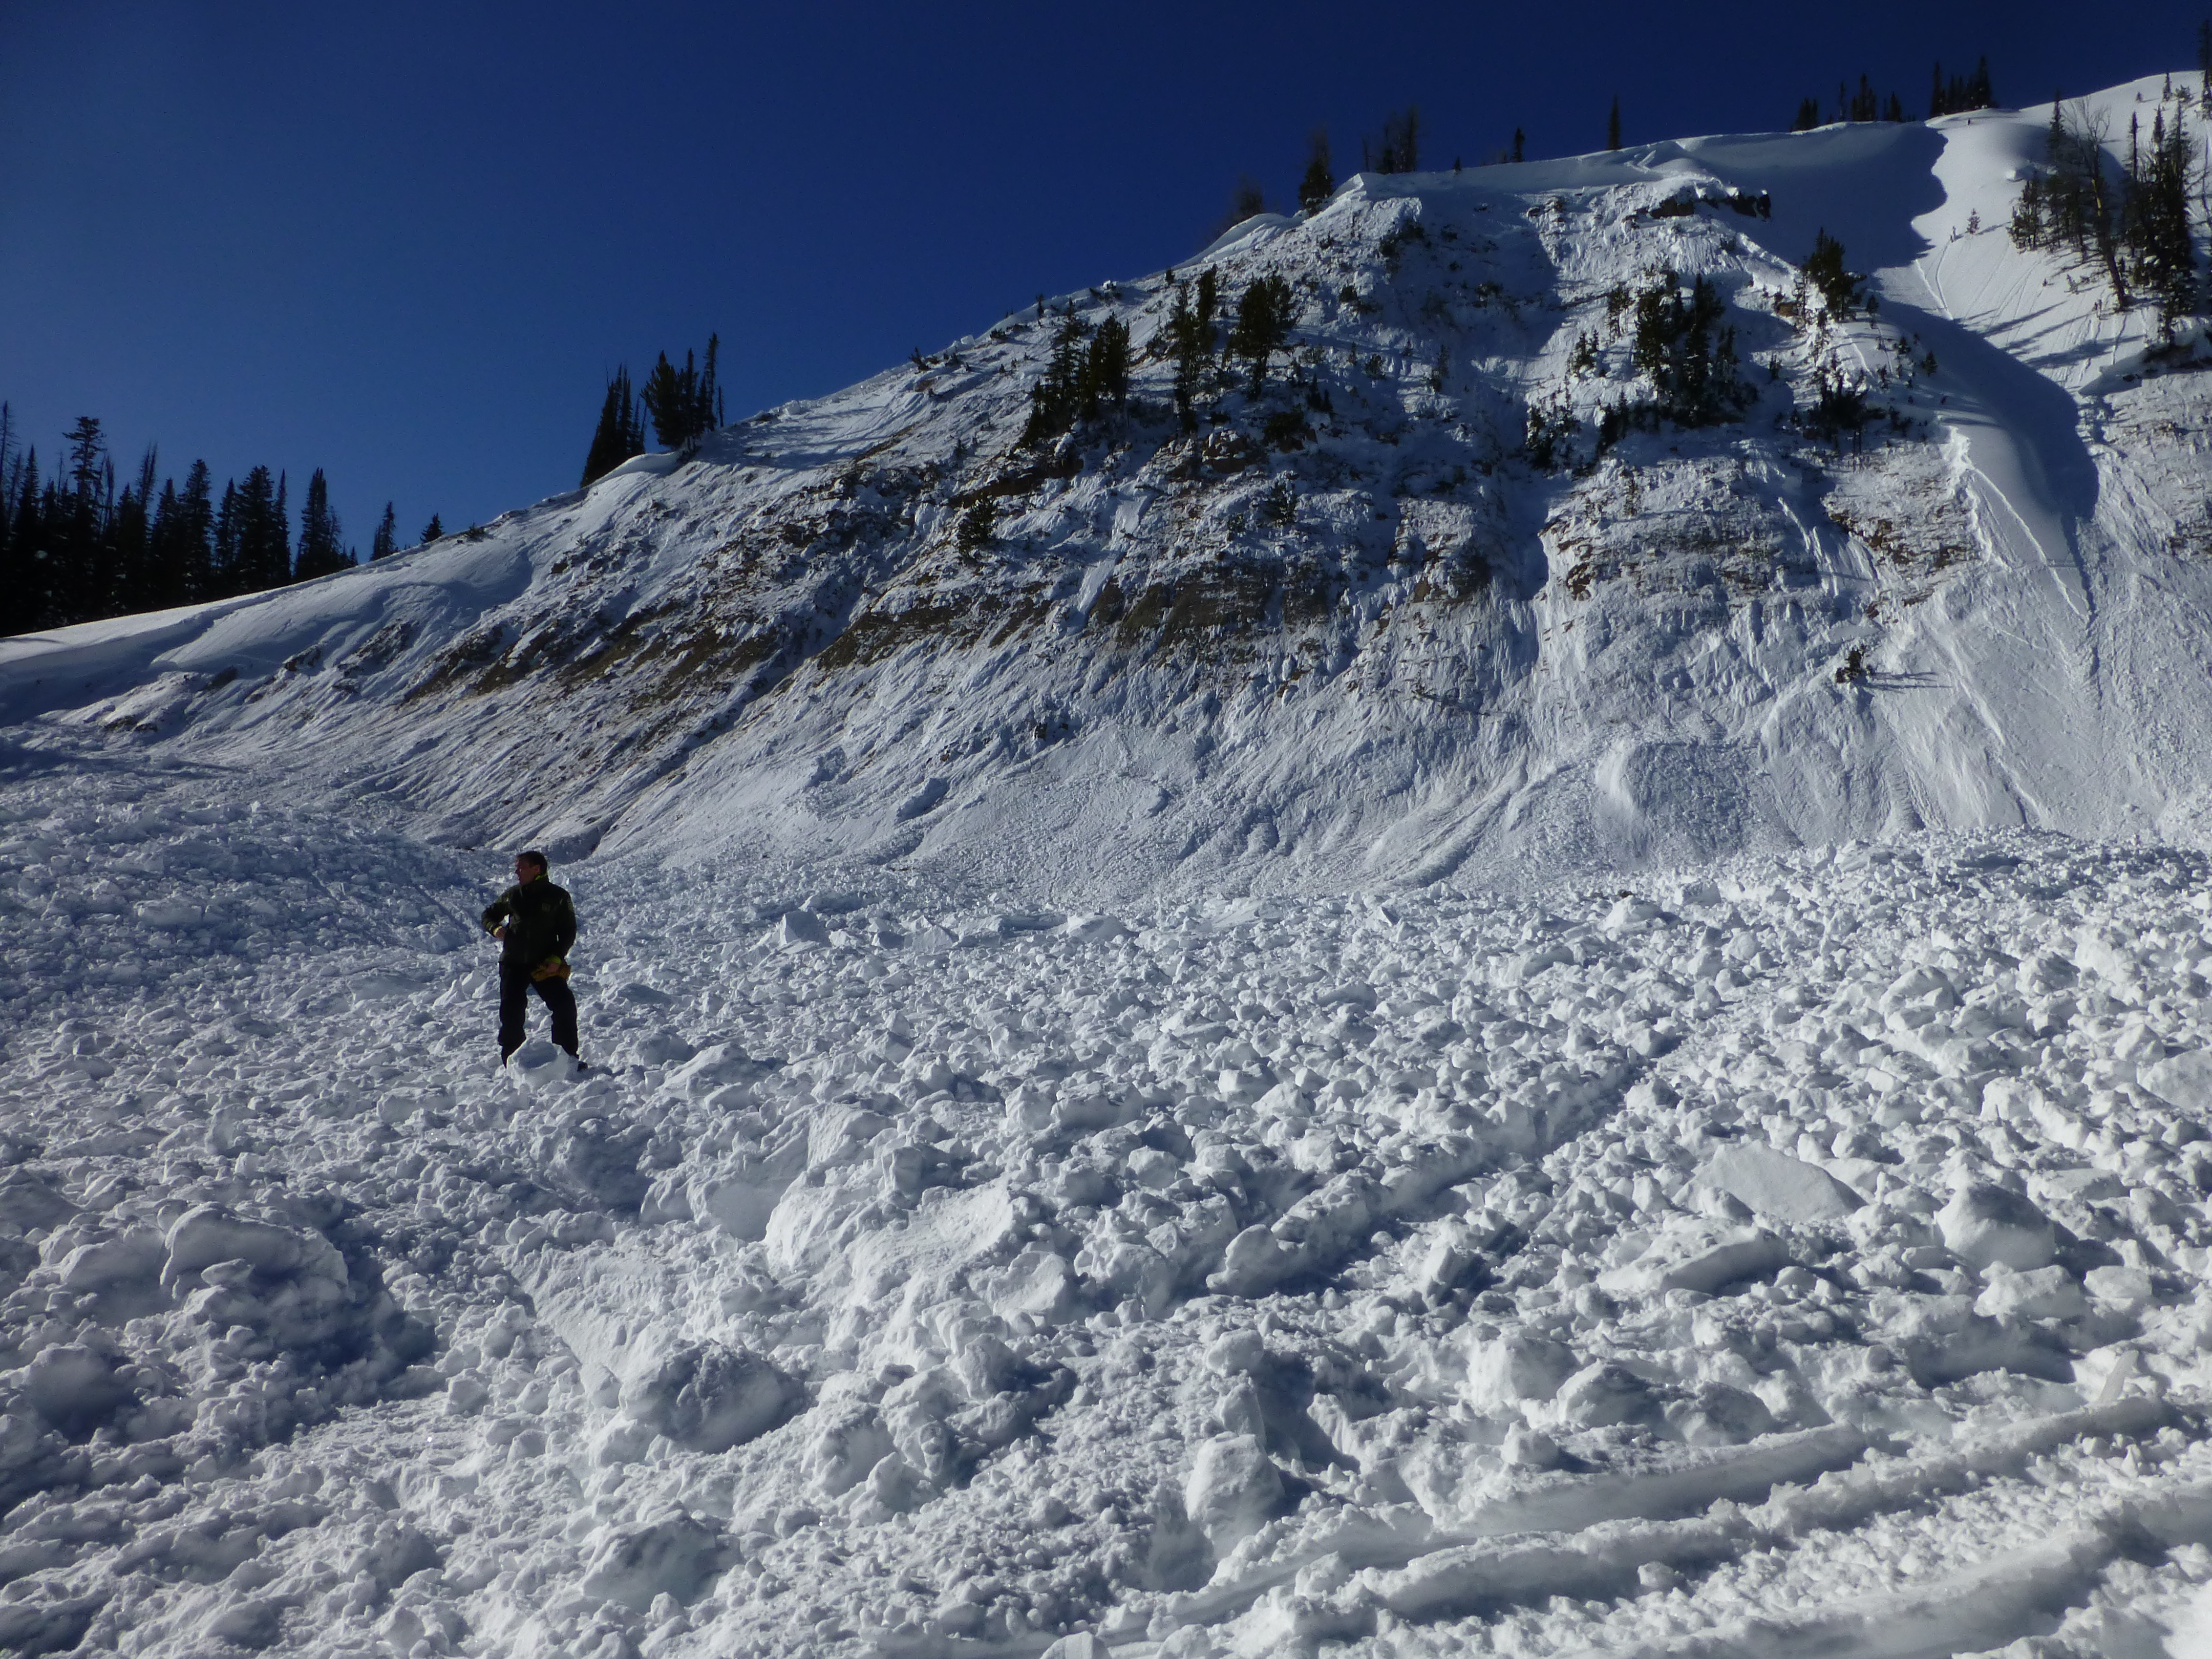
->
xmin=275 ymin=471 xmax=290 ymax=581
xmin=2038 ymin=100 xmax=2131 ymax=304
xmin=111 ymin=448 xmax=157 ymax=613
xmin=1367 ymin=107 xmax=1421 ymax=173
xmin=421 ymin=513 xmax=443 ymax=544
xmin=640 ymin=336 xmax=724 ymax=451
xmin=228 ymin=466 xmax=288 ymax=592
xmin=52 ymin=417 xmax=111 ymax=624
xmin=1930 ymin=57 xmax=1997 ymax=118
xmin=371 ymin=501 xmax=399 ymax=560
xmin=2009 ymin=172 xmax=2048 ymax=248
xmin=1227 ymin=275 xmax=1295 ymax=392
xmin=1803 ymin=229 xmax=1869 ymax=316
xmin=64 ymin=416 xmax=105 ymax=501
xmin=581 ymin=365 xmax=644 ymax=484
xmin=1630 ymin=271 xmax=1745 ymax=425
xmin=2124 ymin=104 xmax=2199 ymax=322
xmin=175 ymin=461 xmax=214 ymax=601
xmin=214 ymin=480 xmax=241 ymax=598
xmin=1298 ymin=128 xmax=1335 ymax=212
xmin=1021 ymin=312 xmax=1091 ymax=446
xmin=1168 ymin=283 xmax=1206 ymax=430
xmin=2 ymin=450 xmax=37 ymax=635
xmin=1885 ymin=92 xmax=1906 ymax=123
xmin=1793 ymin=97 xmax=1822 ymax=132
xmin=1079 ymin=316 xmax=1132 ymax=418
xmin=146 ymin=480 xmax=183 ymax=610
xmin=2200 ymin=19 xmax=2212 ymax=111
xmin=0 ymin=406 xmax=15 ymax=624
xmin=1222 ymin=176 xmax=1266 ymax=231
xmin=1608 ymin=96 xmax=1622 ymax=151
xmin=641 ymin=351 xmax=692 ymax=449
xmin=295 ymin=467 xmax=347 ymax=578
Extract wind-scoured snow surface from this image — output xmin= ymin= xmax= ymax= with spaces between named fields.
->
xmin=13 ymin=74 xmax=2212 ymax=1659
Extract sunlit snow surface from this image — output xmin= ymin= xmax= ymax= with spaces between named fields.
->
xmin=5 ymin=733 xmax=2212 ymax=1658
xmin=17 ymin=71 xmax=2212 ymax=1659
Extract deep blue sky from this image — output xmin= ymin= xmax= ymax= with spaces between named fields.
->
xmin=2 ymin=1 xmax=2198 ymax=549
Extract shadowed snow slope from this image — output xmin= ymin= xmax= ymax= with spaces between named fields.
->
xmin=7 ymin=80 xmax=2212 ymax=899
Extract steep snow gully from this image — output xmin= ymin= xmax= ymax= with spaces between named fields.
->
xmin=11 ymin=72 xmax=2212 ymax=1659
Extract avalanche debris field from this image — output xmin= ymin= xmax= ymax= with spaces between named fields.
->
xmin=5 ymin=740 xmax=2212 ymax=1658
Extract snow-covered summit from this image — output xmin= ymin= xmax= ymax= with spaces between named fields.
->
xmin=6 ymin=79 xmax=2211 ymax=901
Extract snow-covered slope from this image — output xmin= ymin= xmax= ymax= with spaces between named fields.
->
xmin=9 ymin=748 xmax=2212 ymax=1657
xmin=16 ymin=74 xmax=2212 ymax=1659
xmin=9 ymin=78 xmax=2212 ymax=898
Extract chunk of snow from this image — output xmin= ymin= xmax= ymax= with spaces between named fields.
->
xmin=1702 ymin=1142 xmax=1862 ymax=1223
xmin=1596 ymin=1221 xmax=1788 ymax=1299
xmin=1182 ymin=1432 xmax=1284 ymax=1546
xmin=1936 ymin=1182 xmax=2056 ymax=1271
xmin=2139 ymin=1049 xmax=2212 ymax=1112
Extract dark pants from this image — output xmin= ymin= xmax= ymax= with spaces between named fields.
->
xmin=500 ymin=962 xmax=579 ymax=1060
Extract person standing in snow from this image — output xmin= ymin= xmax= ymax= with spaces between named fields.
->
xmin=482 ymin=849 xmax=582 ymax=1066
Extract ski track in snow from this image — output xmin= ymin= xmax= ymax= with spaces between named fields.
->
xmin=7 ymin=736 xmax=2212 ymax=1657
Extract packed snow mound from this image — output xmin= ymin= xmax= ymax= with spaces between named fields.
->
xmin=8 ymin=79 xmax=2212 ymax=897
xmin=12 ymin=737 xmax=2212 ymax=1656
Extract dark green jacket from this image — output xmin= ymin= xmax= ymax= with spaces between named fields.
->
xmin=482 ymin=876 xmax=577 ymax=967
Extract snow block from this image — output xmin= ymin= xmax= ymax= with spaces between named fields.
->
xmin=1936 ymin=1182 xmax=2056 ymax=1271
xmin=895 ymin=777 xmax=949 ymax=821
xmin=579 ymin=1513 xmax=730 ymax=1609
xmin=983 ymin=1249 xmax=1078 ymax=1324
xmin=666 ymin=1043 xmax=763 ymax=1098
xmin=1182 ymin=1432 xmax=1285 ymax=1547
xmin=2085 ymin=1265 xmax=2154 ymax=1308
xmin=55 ymin=1227 xmax=165 ymax=1292
xmin=1462 ymin=1332 xmax=1576 ymax=1412
xmin=1207 ymin=1226 xmax=1292 ymax=1297
xmin=22 ymin=1345 xmax=129 ymax=1438
xmin=1974 ymin=1264 xmax=2086 ymax=1322
xmin=2139 ymin=1050 xmax=2212 ymax=1112
xmin=623 ymin=1342 xmax=804 ymax=1453
xmin=0 ymin=1171 xmax=74 ymax=1231
xmin=1596 ymin=1222 xmax=1788 ymax=1300
xmin=779 ymin=910 xmax=830 ymax=949
xmin=1702 ymin=1143 xmax=1862 ymax=1224
xmin=1542 ymin=1361 xmax=1657 ymax=1430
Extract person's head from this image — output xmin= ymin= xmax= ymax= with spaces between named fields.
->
xmin=515 ymin=850 xmax=549 ymax=882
